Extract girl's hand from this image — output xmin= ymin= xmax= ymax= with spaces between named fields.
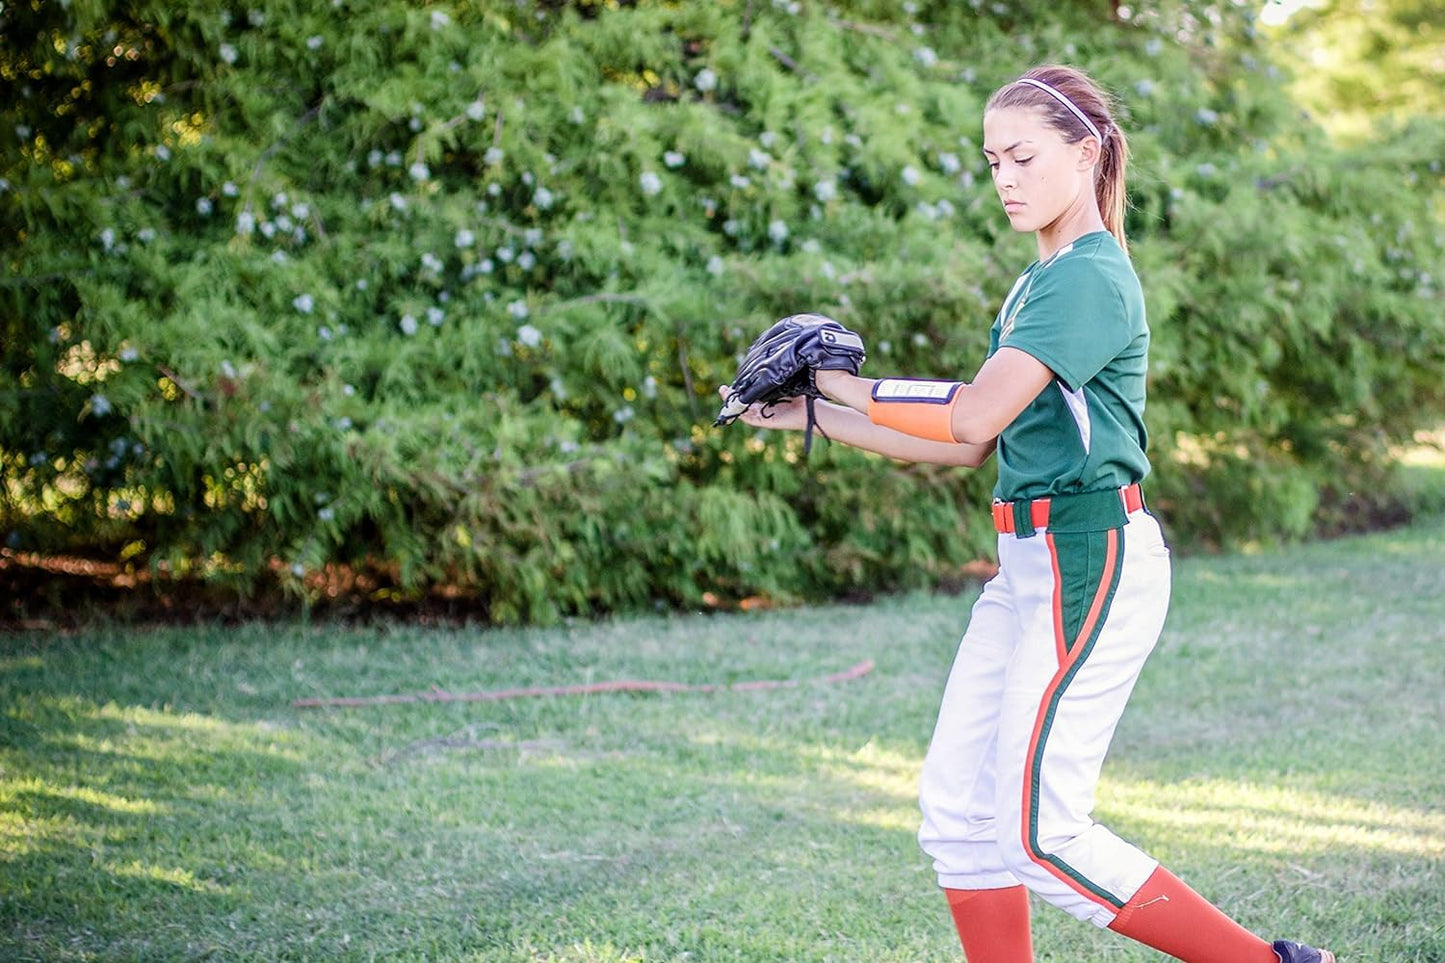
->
xmin=715 ymin=386 xmax=809 ymax=431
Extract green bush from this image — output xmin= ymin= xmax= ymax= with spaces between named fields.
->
xmin=3 ymin=1 xmax=1442 ymax=622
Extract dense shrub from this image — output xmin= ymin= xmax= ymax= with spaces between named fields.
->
xmin=3 ymin=0 xmax=1442 ymax=622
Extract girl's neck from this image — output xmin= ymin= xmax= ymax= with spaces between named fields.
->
xmin=1036 ymin=198 xmax=1107 ymax=262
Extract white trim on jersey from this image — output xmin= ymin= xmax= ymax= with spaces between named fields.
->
xmin=1058 ymin=382 xmax=1092 ymax=454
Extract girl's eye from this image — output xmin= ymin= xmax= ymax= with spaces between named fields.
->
xmin=988 ymin=161 xmax=1000 ymax=171
xmin=1016 ymin=157 xmax=1033 ymax=165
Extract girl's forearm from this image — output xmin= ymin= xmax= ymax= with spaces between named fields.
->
xmin=811 ymin=400 xmax=995 ymax=467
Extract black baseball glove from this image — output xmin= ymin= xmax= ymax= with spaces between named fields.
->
xmin=714 ymin=313 xmax=866 ymax=452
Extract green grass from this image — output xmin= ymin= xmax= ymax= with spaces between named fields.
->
xmin=3 ymin=516 xmax=1444 ymax=962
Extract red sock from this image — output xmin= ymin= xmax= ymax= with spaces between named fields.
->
xmin=1108 ymin=866 xmax=1277 ymax=962
xmin=944 ymin=886 xmax=1034 ymax=963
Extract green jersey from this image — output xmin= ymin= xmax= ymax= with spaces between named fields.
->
xmin=988 ymin=231 xmax=1150 ymax=502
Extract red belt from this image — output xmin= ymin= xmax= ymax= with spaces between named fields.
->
xmin=992 ymin=483 xmax=1143 ymax=534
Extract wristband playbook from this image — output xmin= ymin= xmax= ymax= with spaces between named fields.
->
xmin=867 ymin=378 xmax=965 ymax=443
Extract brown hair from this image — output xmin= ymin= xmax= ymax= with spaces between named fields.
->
xmin=986 ymin=65 xmax=1130 ymax=254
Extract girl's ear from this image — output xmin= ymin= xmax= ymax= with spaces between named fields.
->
xmin=1076 ymin=135 xmax=1102 ymax=170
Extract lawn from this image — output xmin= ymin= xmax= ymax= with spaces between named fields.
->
xmin=2 ymin=515 xmax=1443 ymax=961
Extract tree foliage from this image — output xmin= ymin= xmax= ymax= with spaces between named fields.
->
xmin=3 ymin=0 xmax=1443 ymax=622
xmin=1268 ymin=0 xmax=1444 ymax=142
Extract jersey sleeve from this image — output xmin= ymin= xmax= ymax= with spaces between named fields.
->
xmin=999 ymin=258 xmax=1132 ymax=392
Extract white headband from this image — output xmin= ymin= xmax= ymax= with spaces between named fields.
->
xmin=1014 ymin=77 xmax=1103 ymax=142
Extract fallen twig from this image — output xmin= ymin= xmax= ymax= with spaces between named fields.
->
xmin=294 ymin=659 xmax=874 ymax=709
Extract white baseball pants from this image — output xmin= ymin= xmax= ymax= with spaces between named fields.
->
xmin=918 ymin=508 xmax=1172 ymax=928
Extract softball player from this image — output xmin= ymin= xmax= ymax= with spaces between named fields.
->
xmin=727 ymin=65 xmax=1334 ymax=962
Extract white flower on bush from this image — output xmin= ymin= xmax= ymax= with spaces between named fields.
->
xmin=517 ymin=324 xmax=542 ymax=347
xmin=196 ymin=197 xmax=213 ymax=216
xmin=729 ymin=174 xmax=751 ymax=190
xmin=236 ymin=211 xmax=256 ymax=235
xmin=430 ymin=10 xmax=451 ymax=29
xmin=642 ymin=376 xmax=658 ymax=400
xmin=100 ymin=228 xmax=116 ymax=250
xmin=801 ymin=238 xmax=821 ymax=254
xmin=119 ymin=346 xmax=139 ymax=362
xmin=706 ymin=255 xmax=725 ymax=276
xmin=508 ymin=300 xmax=530 ymax=320
xmin=306 ymin=35 xmax=323 ymax=50
xmin=913 ymin=47 xmax=938 ymax=68
xmin=420 ymin=252 xmax=444 ymax=274
xmin=639 ymin=171 xmax=663 ymax=196
xmin=318 ymin=325 xmax=333 ymax=340
xmin=318 ymin=507 xmax=335 ymax=521
xmin=291 ymin=202 xmax=309 ymax=219
xmin=938 ymin=152 xmax=961 ymax=175
xmin=356 ymin=278 xmax=368 ymax=290
xmin=293 ymin=293 xmax=315 ymax=313
xmin=916 ymin=201 xmax=939 ymax=220
xmin=901 ymin=165 xmax=922 ymax=186
xmin=137 ymin=227 xmax=157 ymax=243
xmin=219 ymin=43 xmax=238 ymax=65
xmin=569 ymin=106 xmax=586 ymax=124
xmin=767 ymin=220 xmax=789 ymax=243
xmin=613 ymin=405 xmax=634 ymax=424
xmin=936 ymin=198 xmax=956 ymax=218
xmin=409 ymin=161 xmax=431 ymax=181
xmin=484 ymin=147 xmax=505 ymax=166
xmin=748 ymin=148 xmax=770 ymax=170
xmin=222 ymin=181 xmax=239 ymax=197
xmin=385 ymin=150 xmax=402 ymax=167
xmin=1134 ymin=79 xmax=1156 ymax=97
xmin=275 ymin=214 xmax=294 ymax=232
xmin=813 ymin=179 xmax=837 ymax=202
xmin=399 ymin=314 xmax=418 ymax=335
xmin=388 ymin=193 xmax=407 ymax=212
xmin=427 ymin=306 xmax=445 ymax=326
xmin=1196 ymin=107 xmax=1219 ymax=125
xmin=663 ymin=150 xmax=686 ymax=169
xmin=90 ymin=394 xmax=112 ymax=417
xmin=533 ymin=186 xmax=554 ymax=209
xmin=155 ymin=145 xmax=171 ymax=161
xmin=466 ymin=100 xmax=486 ymax=121
xmin=455 ymin=228 xmax=475 ymax=248
xmin=694 ymin=68 xmax=718 ymax=92
xmin=271 ymin=250 xmax=288 ymax=264
xmin=517 ymin=251 xmax=536 ymax=270
xmin=479 ymin=258 xmax=494 ymax=274
xmin=496 ymin=245 xmax=515 ymax=264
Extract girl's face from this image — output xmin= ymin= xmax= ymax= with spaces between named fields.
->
xmin=981 ymin=106 xmax=1096 ymax=236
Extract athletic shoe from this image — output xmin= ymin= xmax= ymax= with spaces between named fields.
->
xmin=1272 ymin=940 xmax=1336 ymax=963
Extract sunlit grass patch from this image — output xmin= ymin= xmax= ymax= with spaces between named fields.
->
xmin=2 ymin=517 xmax=1443 ymax=960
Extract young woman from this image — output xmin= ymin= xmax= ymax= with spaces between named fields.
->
xmin=720 ymin=65 xmax=1335 ymax=963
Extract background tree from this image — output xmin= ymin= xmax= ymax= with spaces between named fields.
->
xmin=3 ymin=0 xmax=1442 ymax=624
xmin=1266 ymin=0 xmax=1444 ymax=142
